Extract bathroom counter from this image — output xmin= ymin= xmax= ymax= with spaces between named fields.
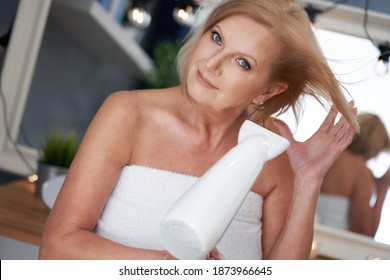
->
xmin=0 ymin=180 xmax=49 ymax=246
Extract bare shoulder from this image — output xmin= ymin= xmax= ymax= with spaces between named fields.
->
xmin=252 ymin=117 xmax=293 ymax=198
xmin=106 ymin=87 xmax=177 ymax=112
xmin=92 ymin=88 xmax=180 ymax=152
xmin=338 ymin=150 xmax=369 ymax=178
xmin=350 ymin=154 xmax=373 ymax=194
xmin=321 ymin=149 xmax=370 ymax=197
xmin=97 ymin=89 xmax=164 ymax=127
xmin=100 ymin=90 xmax=139 ymax=116
xmin=342 ymin=151 xmax=367 ymax=170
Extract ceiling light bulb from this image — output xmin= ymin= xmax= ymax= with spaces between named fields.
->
xmin=376 ymin=59 xmax=389 ymax=76
xmin=127 ymin=6 xmax=151 ymax=28
xmin=173 ymin=5 xmax=196 ymax=26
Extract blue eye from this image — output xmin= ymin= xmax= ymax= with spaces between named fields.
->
xmin=211 ymin=31 xmax=222 ymax=45
xmin=237 ymin=58 xmax=251 ymax=70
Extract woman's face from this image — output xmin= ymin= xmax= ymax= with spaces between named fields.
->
xmin=186 ymin=14 xmax=285 ymax=115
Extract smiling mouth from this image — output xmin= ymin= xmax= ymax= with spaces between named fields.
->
xmin=197 ymin=70 xmax=218 ymax=89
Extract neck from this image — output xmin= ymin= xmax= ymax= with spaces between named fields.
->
xmin=175 ymin=88 xmax=247 ymax=149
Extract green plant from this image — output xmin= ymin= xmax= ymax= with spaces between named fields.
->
xmin=146 ymin=40 xmax=181 ymax=89
xmin=40 ymin=130 xmax=80 ymax=168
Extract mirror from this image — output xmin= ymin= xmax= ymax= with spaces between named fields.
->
xmin=280 ymin=27 xmax=390 ymax=256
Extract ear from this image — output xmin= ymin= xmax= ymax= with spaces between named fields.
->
xmin=253 ymin=82 xmax=288 ymax=105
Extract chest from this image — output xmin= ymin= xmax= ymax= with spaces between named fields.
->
xmin=131 ymin=129 xmax=235 ymax=177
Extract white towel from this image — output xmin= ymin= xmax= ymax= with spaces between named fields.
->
xmin=95 ymin=165 xmax=263 ymax=259
xmin=316 ymin=193 xmax=350 ymax=230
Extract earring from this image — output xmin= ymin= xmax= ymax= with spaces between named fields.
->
xmin=257 ymin=102 xmax=265 ymax=110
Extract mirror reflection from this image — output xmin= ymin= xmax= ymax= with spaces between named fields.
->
xmin=317 ymin=113 xmax=390 ymax=237
xmin=281 ymin=28 xmax=390 ymax=247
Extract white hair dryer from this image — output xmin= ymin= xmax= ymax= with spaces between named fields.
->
xmin=160 ymin=120 xmax=290 ymax=259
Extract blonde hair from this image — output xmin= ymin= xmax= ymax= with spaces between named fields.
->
xmin=348 ymin=113 xmax=390 ymax=160
xmin=177 ymin=0 xmax=357 ymax=128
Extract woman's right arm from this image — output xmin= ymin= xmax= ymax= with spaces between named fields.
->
xmin=39 ymin=91 xmax=174 ymax=259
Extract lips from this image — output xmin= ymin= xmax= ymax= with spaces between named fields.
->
xmin=196 ymin=70 xmax=218 ymax=89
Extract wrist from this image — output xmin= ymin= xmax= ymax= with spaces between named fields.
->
xmin=294 ymin=176 xmax=322 ymax=196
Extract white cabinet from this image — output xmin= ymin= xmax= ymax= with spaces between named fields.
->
xmin=50 ymin=0 xmax=154 ymax=80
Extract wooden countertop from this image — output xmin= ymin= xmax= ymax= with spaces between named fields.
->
xmin=0 ymin=180 xmax=49 ymax=246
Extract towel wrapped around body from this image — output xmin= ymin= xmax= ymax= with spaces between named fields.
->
xmin=316 ymin=193 xmax=350 ymax=230
xmin=94 ymin=165 xmax=263 ymax=259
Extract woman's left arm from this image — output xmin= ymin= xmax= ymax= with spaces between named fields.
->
xmin=263 ymin=104 xmax=357 ymax=259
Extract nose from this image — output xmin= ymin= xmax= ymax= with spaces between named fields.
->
xmin=205 ymin=51 xmax=224 ymax=76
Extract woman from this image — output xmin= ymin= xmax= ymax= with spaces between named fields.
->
xmin=318 ymin=113 xmax=390 ymax=237
xmin=39 ymin=0 xmax=357 ymax=260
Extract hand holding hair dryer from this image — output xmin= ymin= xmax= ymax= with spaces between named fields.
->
xmin=160 ymin=120 xmax=290 ymax=259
